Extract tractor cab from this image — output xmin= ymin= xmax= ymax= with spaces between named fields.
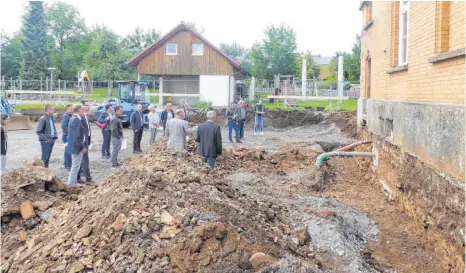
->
xmin=96 ymin=81 xmax=151 ymax=128
xmin=118 ymin=81 xmax=149 ymax=105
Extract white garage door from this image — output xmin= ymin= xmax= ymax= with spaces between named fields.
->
xmin=199 ymin=75 xmax=230 ymax=107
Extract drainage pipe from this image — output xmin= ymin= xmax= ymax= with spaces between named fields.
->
xmin=336 ymin=140 xmax=372 ymax=152
xmin=315 ymin=151 xmax=376 ymax=169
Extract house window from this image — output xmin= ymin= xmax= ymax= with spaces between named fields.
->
xmin=365 ymin=4 xmax=372 ymax=25
xmin=192 ymin=43 xmax=204 ymax=56
xmin=166 ymin=43 xmax=177 ymax=55
xmin=434 ymin=1 xmax=451 ymax=53
xmin=398 ymin=1 xmax=409 ymax=65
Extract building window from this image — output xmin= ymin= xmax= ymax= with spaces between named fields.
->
xmin=434 ymin=1 xmax=451 ymax=53
xmin=365 ymin=4 xmax=372 ymax=25
xmin=398 ymin=1 xmax=409 ymax=65
xmin=166 ymin=43 xmax=177 ymax=55
xmin=192 ymin=43 xmax=204 ymax=56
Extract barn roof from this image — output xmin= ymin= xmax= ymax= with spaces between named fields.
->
xmin=126 ymin=23 xmax=250 ymax=76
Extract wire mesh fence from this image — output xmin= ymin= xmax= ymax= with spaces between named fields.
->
xmin=252 ymin=79 xmax=360 ymax=99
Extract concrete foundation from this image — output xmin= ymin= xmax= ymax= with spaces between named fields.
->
xmin=358 ymin=98 xmax=465 ymax=272
xmin=364 ymin=99 xmax=465 ymax=181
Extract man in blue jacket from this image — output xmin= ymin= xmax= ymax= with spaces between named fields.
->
xmin=61 ymin=104 xmax=73 ymax=169
xmin=36 ymin=105 xmax=57 ymax=168
xmin=67 ymin=104 xmax=87 ymax=186
xmin=130 ymin=104 xmax=144 ymax=154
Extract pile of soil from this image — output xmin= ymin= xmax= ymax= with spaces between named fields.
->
xmin=189 ymin=108 xmax=325 ymax=130
xmin=1 ymin=140 xmax=351 ymax=273
xmin=1 ymin=158 xmax=81 ymax=217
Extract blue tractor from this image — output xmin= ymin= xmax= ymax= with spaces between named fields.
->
xmin=95 ymin=81 xmax=151 ymax=128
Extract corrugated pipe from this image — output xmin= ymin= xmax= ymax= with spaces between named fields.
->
xmin=315 ymin=140 xmax=374 ymax=169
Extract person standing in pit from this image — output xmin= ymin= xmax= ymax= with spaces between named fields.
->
xmin=235 ymin=100 xmax=247 ymax=140
xmin=111 ymin=106 xmax=124 ymax=169
xmin=148 ymin=104 xmax=160 ymax=145
xmin=161 ymin=103 xmax=174 ymax=136
xmin=196 ymin=111 xmax=222 ymax=169
xmin=36 ymin=104 xmax=57 ymax=168
xmin=1 ymin=114 xmax=9 ymax=172
xmin=97 ymin=104 xmax=113 ymax=159
xmin=130 ymin=104 xmax=144 ymax=154
xmin=67 ymin=104 xmax=87 ymax=186
xmin=61 ymin=104 xmax=73 ymax=169
xmin=226 ymin=103 xmax=240 ymax=143
xmin=254 ymin=99 xmax=266 ymax=135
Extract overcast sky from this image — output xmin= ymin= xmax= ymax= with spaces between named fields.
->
xmin=1 ymin=0 xmax=362 ymax=56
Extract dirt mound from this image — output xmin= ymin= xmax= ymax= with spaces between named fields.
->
xmin=1 ymin=158 xmax=79 ymax=217
xmin=1 ymin=140 xmax=333 ymax=273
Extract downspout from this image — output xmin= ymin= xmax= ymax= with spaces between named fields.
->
xmin=315 ymin=140 xmax=374 ymax=169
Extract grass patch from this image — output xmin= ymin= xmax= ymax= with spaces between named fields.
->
xmin=14 ymin=103 xmax=65 ymax=111
xmin=262 ymin=99 xmax=357 ymax=112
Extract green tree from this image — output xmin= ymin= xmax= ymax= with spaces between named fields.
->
xmin=249 ymin=43 xmax=267 ymax=79
xmin=47 ymin=2 xmax=86 ymax=50
xmin=295 ymin=51 xmax=320 ymax=79
xmin=20 ymin=1 xmax=50 ymax=81
xmin=325 ymin=35 xmax=361 ymax=82
xmin=250 ymin=23 xmax=298 ymax=79
xmin=220 ymin=42 xmax=248 ymax=61
xmin=47 ymin=2 xmax=88 ymax=79
xmin=84 ymin=25 xmax=135 ymax=80
xmin=220 ymin=42 xmax=251 ymax=74
xmin=0 ymin=31 xmax=23 ymax=78
xmin=345 ymin=35 xmax=361 ymax=81
xmin=184 ymin=22 xmax=205 ymax=35
xmin=124 ymin=27 xmax=160 ymax=53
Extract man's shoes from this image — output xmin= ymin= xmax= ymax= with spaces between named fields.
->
xmin=64 ymin=167 xmax=71 ymax=170
xmin=111 ymin=166 xmax=120 ymax=170
xmin=133 ymin=151 xmax=141 ymax=154
xmin=101 ymin=155 xmax=106 ymax=159
xmin=86 ymin=178 xmax=93 ymax=183
xmin=236 ymin=140 xmax=242 ymax=143
xmin=254 ymin=132 xmax=257 ymax=135
xmin=137 ymin=149 xmax=143 ymax=153
xmin=260 ymin=132 xmax=264 ymax=135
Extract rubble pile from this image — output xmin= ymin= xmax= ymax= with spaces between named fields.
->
xmin=1 ymin=158 xmax=81 ymax=218
xmin=2 ymin=140 xmax=332 ymax=273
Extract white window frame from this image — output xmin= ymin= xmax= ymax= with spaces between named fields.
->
xmin=166 ymin=43 xmax=177 ymax=56
xmin=192 ymin=43 xmax=204 ymax=56
xmin=398 ymin=1 xmax=409 ymax=65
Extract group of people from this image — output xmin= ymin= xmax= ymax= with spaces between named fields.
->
xmin=0 ymin=98 xmax=265 ymax=178
xmin=226 ymin=99 xmax=266 ymax=143
xmin=37 ymin=101 xmax=95 ymax=186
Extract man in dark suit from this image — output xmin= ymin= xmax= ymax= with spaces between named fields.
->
xmin=196 ymin=111 xmax=222 ymax=169
xmin=36 ymin=104 xmax=58 ymax=168
xmin=61 ymin=104 xmax=73 ymax=169
xmin=79 ymin=100 xmax=92 ymax=182
xmin=67 ymin=105 xmax=87 ymax=186
xmin=130 ymin=104 xmax=144 ymax=154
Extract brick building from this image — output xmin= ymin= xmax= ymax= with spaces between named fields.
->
xmin=358 ymin=2 xmax=465 ymax=271
xmin=359 ymin=1 xmax=465 ymax=179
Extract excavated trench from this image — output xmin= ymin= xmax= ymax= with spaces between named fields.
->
xmin=0 ymin=111 xmax=448 ymax=273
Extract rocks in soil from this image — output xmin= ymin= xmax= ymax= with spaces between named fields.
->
xmin=1 ymin=136 xmax=379 ymax=273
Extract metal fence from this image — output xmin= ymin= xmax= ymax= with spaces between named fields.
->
xmin=252 ymin=79 xmax=360 ymax=99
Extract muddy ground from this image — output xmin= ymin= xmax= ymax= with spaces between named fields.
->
xmin=1 ymin=112 xmax=450 ymax=273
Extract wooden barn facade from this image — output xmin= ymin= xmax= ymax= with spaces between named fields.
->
xmin=127 ymin=23 xmax=250 ymax=107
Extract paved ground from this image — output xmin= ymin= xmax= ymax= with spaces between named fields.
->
xmin=4 ymin=122 xmax=351 ymax=183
